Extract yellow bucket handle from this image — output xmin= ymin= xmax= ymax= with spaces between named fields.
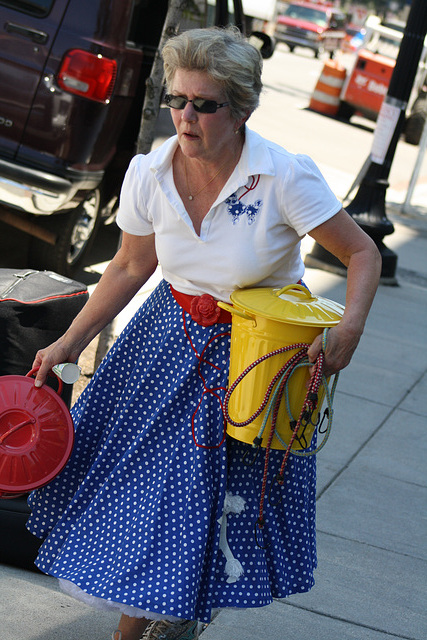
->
xmin=275 ymin=284 xmax=316 ymax=300
xmin=217 ymin=301 xmax=255 ymax=323
xmin=219 ymin=284 xmax=315 ymax=322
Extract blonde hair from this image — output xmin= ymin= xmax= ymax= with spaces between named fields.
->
xmin=162 ymin=27 xmax=262 ymax=121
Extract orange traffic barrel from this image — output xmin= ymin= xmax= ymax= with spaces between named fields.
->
xmin=309 ymin=60 xmax=346 ymax=117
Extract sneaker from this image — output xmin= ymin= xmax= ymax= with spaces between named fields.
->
xmin=140 ymin=619 xmax=198 ymax=640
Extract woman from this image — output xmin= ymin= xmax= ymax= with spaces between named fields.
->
xmin=28 ymin=27 xmax=381 ymax=640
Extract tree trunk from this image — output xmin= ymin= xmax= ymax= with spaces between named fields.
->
xmin=137 ymin=0 xmax=197 ymax=154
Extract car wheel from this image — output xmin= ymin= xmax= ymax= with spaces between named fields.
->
xmin=404 ymin=95 xmax=427 ymax=145
xmin=28 ymin=189 xmax=102 ymax=277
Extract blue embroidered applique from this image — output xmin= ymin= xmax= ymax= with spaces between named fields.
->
xmin=226 ymin=193 xmax=262 ymax=225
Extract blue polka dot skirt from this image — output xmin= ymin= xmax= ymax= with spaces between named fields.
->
xmin=27 ymin=280 xmax=317 ymax=624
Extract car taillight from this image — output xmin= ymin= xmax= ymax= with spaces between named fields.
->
xmin=57 ymin=50 xmax=117 ymax=103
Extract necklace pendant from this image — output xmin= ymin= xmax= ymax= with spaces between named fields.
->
xmin=188 ymin=195 xmax=193 ymax=201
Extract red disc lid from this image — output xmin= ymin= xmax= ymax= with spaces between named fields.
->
xmin=0 ymin=375 xmax=74 ymax=494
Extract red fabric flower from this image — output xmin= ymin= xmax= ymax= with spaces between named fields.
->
xmin=190 ymin=294 xmax=221 ymax=326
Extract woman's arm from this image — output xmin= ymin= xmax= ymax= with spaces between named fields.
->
xmin=33 ymin=232 xmax=158 ymax=386
xmin=306 ymin=209 xmax=382 ymax=377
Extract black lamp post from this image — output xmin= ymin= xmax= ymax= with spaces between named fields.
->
xmin=215 ymin=0 xmax=245 ymax=33
xmin=305 ymin=0 xmax=427 ymax=284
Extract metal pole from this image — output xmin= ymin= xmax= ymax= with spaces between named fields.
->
xmin=402 ymin=117 xmax=427 ymax=212
xmin=233 ymin=0 xmax=246 ymax=34
xmin=215 ymin=0 xmax=229 ymax=27
xmin=306 ymin=0 xmax=427 ymax=284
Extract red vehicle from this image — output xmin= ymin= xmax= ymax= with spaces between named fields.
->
xmin=275 ymin=1 xmax=347 ymax=58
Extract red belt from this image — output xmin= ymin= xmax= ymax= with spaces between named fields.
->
xmin=170 ymin=285 xmax=232 ymax=326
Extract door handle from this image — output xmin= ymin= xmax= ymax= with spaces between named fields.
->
xmin=5 ymin=22 xmax=48 ymax=45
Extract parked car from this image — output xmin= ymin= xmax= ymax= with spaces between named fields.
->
xmin=275 ymin=1 xmax=347 ymax=58
xmin=0 ymin=0 xmax=275 ymax=276
xmin=0 ymin=0 xmax=170 ymax=276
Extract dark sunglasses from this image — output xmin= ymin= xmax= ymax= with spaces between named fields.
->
xmin=164 ymin=93 xmax=229 ymax=114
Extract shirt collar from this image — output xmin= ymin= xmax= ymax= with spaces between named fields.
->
xmin=149 ymin=135 xmax=179 ymax=179
xmin=238 ymin=127 xmax=276 ymax=179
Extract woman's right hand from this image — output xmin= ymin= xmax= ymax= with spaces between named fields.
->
xmin=32 ymin=338 xmax=81 ymax=388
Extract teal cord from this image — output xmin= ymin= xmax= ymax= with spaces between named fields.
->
xmin=256 ymin=360 xmax=338 ymax=457
xmin=252 ymin=328 xmax=339 ymax=457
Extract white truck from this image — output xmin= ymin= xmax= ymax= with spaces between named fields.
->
xmin=242 ymin=0 xmax=278 ymax=32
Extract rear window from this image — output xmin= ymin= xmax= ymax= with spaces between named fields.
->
xmin=0 ymin=0 xmax=54 ymax=17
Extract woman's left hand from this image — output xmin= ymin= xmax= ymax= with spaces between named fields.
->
xmin=306 ymin=208 xmax=382 ymax=378
xmin=307 ymin=323 xmax=360 ymax=378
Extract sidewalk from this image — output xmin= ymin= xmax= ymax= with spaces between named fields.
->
xmin=1 ymin=198 xmax=426 ymax=640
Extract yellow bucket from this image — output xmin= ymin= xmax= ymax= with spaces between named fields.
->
xmin=218 ymin=285 xmax=344 ymax=450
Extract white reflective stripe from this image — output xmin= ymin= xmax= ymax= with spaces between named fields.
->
xmin=318 ymin=73 xmax=345 ymax=88
xmin=312 ymin=90 xmax=340 ymax=106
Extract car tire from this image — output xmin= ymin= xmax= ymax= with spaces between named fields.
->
xmin=28 ymin=189 xmax=102 ymax=277
xmin=404 ymin=95 xmax=427 ymax=146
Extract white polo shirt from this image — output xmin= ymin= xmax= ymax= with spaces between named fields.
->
xmin=116 ymin=128 xmax=341 ymax=302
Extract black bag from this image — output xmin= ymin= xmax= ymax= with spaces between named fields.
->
xmin=0 ymin=268 xmax=88 ymax=570
xmin=0 ymin=497 xmax=43 ymax=571
xmin=0 ymin=268 xmax=89 ymax=404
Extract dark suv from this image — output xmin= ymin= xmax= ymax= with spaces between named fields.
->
xmin=0 ymin=0 xmax=169 ymax=275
